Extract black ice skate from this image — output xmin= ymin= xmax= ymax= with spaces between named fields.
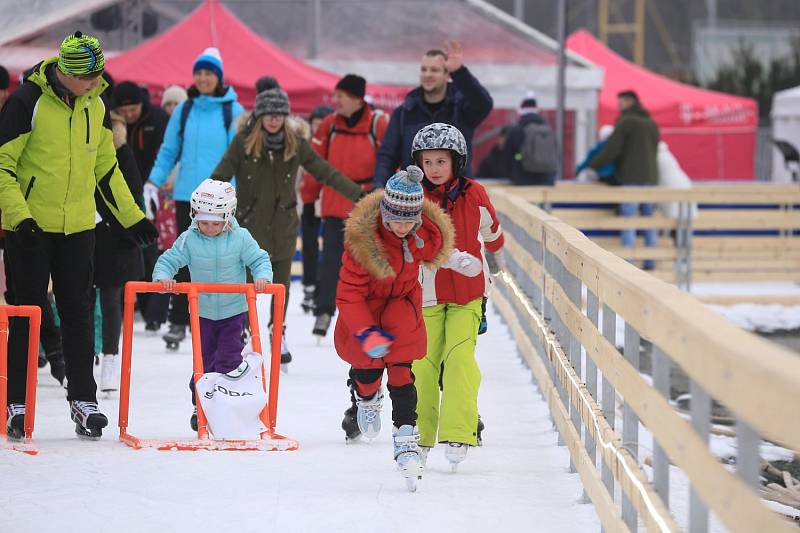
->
xmin=46 ymin=349 xmax=66 ymax=387
xmin=190 ymin=407 xmax=198 ymax=432
xmin=301 ymin=285 xmax=315 ymax=314
xmin=477 ymin=415 xmax=485 ymax=446
xmin=70 ymin=401 xmax=108 ymax=440
xmin=341 ymin=401 xmax=361 ymax=443
xmin=312 ymin=312 xmax=332 ymax=342
xmin=163 ymin=324 xmax=186 ymax=351
xmin=6 ymin=403 xmax=25 ymax=441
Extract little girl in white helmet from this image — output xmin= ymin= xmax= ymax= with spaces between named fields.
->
xmin=152 ymin=178 xmax=273 ymax=429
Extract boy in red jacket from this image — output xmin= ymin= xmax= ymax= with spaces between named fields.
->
xmin=411 ymin=123 xmax=506 ymax=471
xmin=334 ymin=165 xmax=456 ymax=487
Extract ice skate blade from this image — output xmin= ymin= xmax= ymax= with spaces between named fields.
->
xmin=345 ymin=434 xmax=362 ymax=444
xmin=76 ymin=425 xmax=103 ymax=441
xmin=405 ymin=475 xmax=422 ymax=492
xmin=280 ymin=363 xmax=289 ymax=374
xmin=450 ymin=462 xmax=459 ymax=473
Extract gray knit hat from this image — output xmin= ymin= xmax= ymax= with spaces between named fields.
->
xmin=254 ymin=87 xmax=290 ymax=117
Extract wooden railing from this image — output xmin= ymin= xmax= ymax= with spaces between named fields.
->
xmin=488 ymin=187 xmax=800 ymax=532
xmin=492 ymin=183 xmax=800 ymax=290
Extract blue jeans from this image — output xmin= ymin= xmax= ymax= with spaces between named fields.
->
xmin=619 ymin=202 xmax=657 ymax=269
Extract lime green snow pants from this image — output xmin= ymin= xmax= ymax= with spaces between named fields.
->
xmin=413 ymin=299 xmax=482 ymax=447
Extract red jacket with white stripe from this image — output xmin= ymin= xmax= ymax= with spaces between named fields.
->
xmin=301 ymin=106 xmax=388 ymax=219
xmin=420 ymin=176 xmax=504 ymax=307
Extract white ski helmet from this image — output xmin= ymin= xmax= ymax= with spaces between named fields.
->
xmin=190 ymin=178 xmax=237 ymax=227
xmin=410 ymin=122 xmax=468 ymax=175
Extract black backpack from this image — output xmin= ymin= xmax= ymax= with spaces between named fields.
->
xmin=175 ymin=98 xmax=234 ymax=160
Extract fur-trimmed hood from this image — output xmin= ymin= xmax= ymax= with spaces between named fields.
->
xmin=344 ymin=190 xmax=454 ymax=280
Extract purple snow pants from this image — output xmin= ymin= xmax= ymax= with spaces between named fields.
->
xmin=189 ymin=312 xmax=248 ymax=403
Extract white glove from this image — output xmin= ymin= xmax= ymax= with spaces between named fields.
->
xmin=576 ymin=168 xmax=599 ymax=183
xmin=485 ymin=250 xmax=508 ymax=276
xmin=143 ymin=181 xmax=160 ymax=221
xmin=443 ymin=249 xmax=483 ymax=277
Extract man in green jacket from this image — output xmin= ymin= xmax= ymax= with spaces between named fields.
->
xmin=0 ymin=32 xmax=157 ymax=440
xmin=589 ymin=90 xmax=660 ymax=269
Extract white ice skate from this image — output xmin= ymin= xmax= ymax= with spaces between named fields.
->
xmin=445 ymin=442 xmax=468 ymax=472
xmin=355 ymin=388 xmax=383 ymax=440
xmin=100 ymin=354 xmax=119 ymax=393
xmin=393 ymin=425 xmax=424 ymax=492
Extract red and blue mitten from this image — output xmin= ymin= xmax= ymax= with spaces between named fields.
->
xmin=355 ymin=327 xmax=395 ymax=359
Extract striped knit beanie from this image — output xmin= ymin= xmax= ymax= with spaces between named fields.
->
xmin=58 ymin=32 xmax=105 ymax=76
xmin=254 ymin=87 xmax=290 ymax=117
xmin=381 ymin=166 xmax=426 ymax=262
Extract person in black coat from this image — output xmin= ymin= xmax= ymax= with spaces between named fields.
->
xmin=113 ymin=81 xmax=170 ymax=334
xmin=373 ymin=41 xmax=493 ymax=187
xmin=477 ymin=125 xmax=513 ymax=178
xmin=93 ymin=109 xmax=145 ymax=392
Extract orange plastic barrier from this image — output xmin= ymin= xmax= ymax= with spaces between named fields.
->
xmin=119 ymin=281 xmax=298 ymax=451
xmin=0 ymin=305 xmax=42 ymax=455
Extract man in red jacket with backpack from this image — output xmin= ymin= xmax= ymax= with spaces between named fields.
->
xmin=304 ymin=74 xmax=388 ymax=339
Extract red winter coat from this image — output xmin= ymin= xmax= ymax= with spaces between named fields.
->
xmin=420 ymin=176 xmax=505 ymax=306
xmin=334 ymin=191 xmax=454 ymax=368
xmin=302 ymin=107 xmax=388 ymax=219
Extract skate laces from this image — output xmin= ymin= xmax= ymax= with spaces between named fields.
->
xmin=356 ymin=393 xmax=383 ymax=424
xmin=72 ymin=401 xmax=101 ymax=415
xmin=393 ymin=432 xmax=420 ymax=457
xmin=7 ymin=403 xmax=25 ymax=417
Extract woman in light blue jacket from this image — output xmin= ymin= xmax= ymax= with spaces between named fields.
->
xmin=153 ymin=179 xmax=271 ymax=429
xmin=145 ymin=47 xmax=245 ymax=349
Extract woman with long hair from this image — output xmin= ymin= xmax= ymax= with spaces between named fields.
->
xmin=212 ymin=87 xmax=364 ymax=367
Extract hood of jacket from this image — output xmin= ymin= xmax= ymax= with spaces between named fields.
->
xmin=344 ymin=191 xmax=453 ymax=280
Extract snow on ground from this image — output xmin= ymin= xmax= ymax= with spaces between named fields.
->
xmin=691 ymin=281 xmax=800 ymax=333
xmin=0 ymin=283 xmax=600 ymax=533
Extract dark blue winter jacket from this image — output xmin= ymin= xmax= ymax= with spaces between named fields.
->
xmin=373 ymin=66 xmax=493 ymax=187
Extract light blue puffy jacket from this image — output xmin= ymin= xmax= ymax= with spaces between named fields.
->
xmin=147 ymin=87 xmax=244 ymax=201
xmin=152 ymin=219 xmax=273 ymax=320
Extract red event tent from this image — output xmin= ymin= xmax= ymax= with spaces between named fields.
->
xmin=567 ymin=29 xmax=758 ymax=180
xmin=106 ymin=0 xmax=408 ymax=114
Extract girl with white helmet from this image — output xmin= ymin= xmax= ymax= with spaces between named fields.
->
xmin=152 ymin=178 xmax=273 ymax=430
xmin=410 ymin=122 xmax=507 ymax=471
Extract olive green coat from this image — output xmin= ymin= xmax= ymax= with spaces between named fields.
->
xmin=589 ymin=103 xmax=660 ymax=186
xmin=212 ymin=130 xmax=363 ymax=261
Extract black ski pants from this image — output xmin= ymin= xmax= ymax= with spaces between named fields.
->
xmin=167 ymin=201 xmax=192 ymax=327
xmin=300 ymin=203 xmax=321 ymax=288
xmin=314 ymin=217 xmax=345 ymax=316
xmin=5 ymin=229 xmax=96 ymax=403
xmin=349 ymin=363 xmax=417 ymax=428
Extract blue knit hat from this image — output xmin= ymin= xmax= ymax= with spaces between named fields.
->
xmin=193 ymin=47 xmax=223 ymax=81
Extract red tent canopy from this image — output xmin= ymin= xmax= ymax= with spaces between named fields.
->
xmin=106 ymin=0 xmax=408 ymax=114
xmin=567 ymin=29 xmax=758 ymax=180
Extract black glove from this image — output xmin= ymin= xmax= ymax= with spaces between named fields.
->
xmin=14 ymin=218 xmax=43 ymax=248
xmin=127 ymin=218 xmax=158 ymax=246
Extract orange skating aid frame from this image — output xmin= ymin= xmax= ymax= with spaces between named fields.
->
xmin=119 ymin=281 xmax=298 ymax=451
xmin=0 ymin=305 xmax=41 ymax=455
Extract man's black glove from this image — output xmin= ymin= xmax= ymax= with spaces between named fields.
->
xmin=14 ymin=218 xmax=43 ymax=248
xmin=127 ymin=217 xmax=158 ymax=246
